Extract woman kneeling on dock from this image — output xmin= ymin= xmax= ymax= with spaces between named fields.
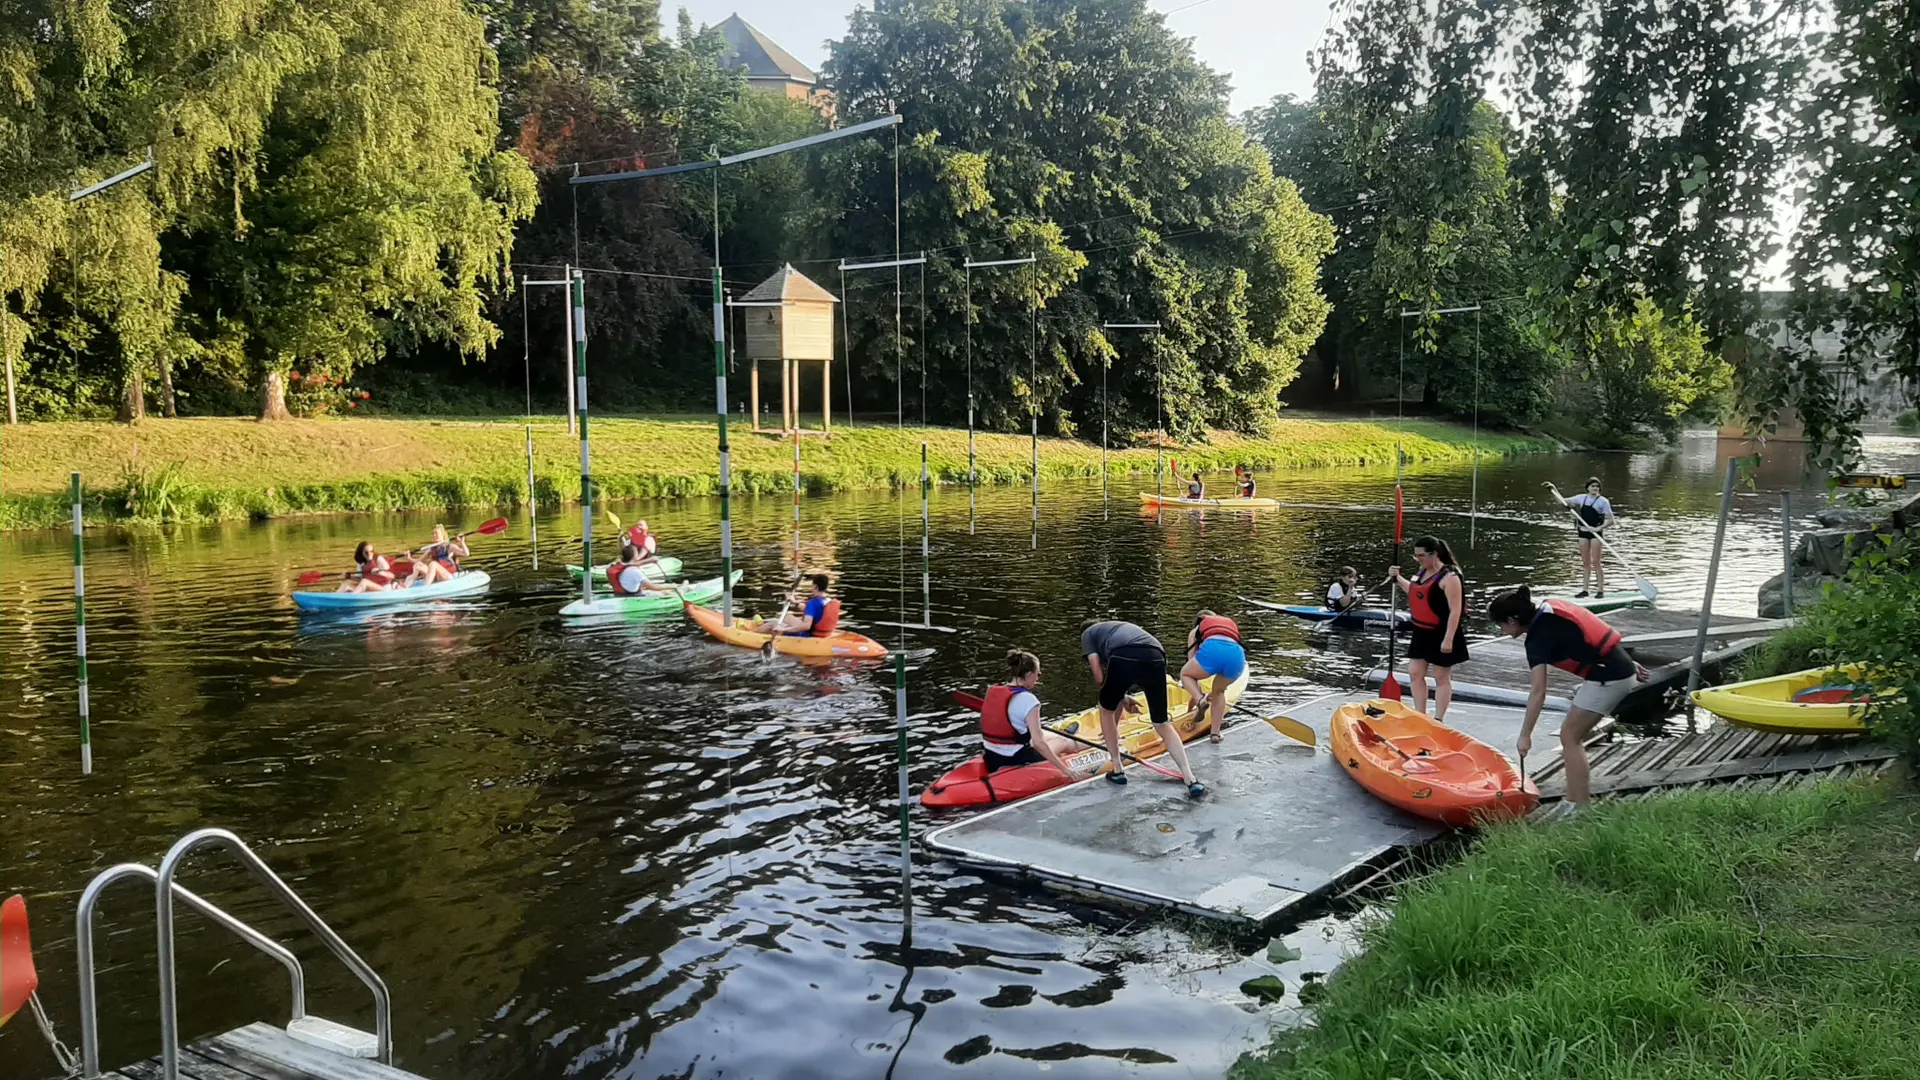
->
xmin=1490 ymin=587 xmax=1650 ymax=813
xmin=1389 ymin=535 xmax=1468 ymax=719
xmin=981 ymin=649 xmax=1082 ymax=778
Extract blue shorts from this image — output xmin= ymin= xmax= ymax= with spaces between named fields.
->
xmin=1193 ymin=637 xmax=1246 ymax=681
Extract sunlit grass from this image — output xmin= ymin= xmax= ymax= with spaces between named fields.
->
xmin=0 ymin=414 xmax=1552 ymax=529
xmin=1234 ymin=780 xmax=1920 ymax=1080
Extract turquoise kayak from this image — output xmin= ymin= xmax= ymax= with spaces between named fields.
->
xmin=566 ymin=556 xmax=683 ymax=583
xmin=292 ymin=570 xmax=491 ymax=610
xmin=558 ymin=571 xmax=741 ymax=618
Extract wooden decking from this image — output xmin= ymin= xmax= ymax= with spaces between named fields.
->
xmin=101 ymin=1023 xmax=423 ymax=1080
xmin=1529 ymin=723 xmax=1898 ymax=800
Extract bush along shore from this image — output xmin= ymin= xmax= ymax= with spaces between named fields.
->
xmin=1233 ymin=779 xmax=1920 ymax=1080
xmin=0 ymin=415 xmax=1554 ymax=530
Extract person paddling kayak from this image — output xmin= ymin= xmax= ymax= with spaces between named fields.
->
xmin=1181 ymin=610 xmax=1246 ymax=744
xmin=1185 ymin=472 xmax=1205 ymax=499
xmin=405 ymin=524 xmax=466 ymax=587
xmin=607 ymin=541 xmax=676 ymax=597
xmin=1490 ymin=586 xmax=1650 ymax=815
xmin=624 ymin=520 xmax=662 ymax=569
xmin=1234 ymin=465 xmax=1256 ymax=499
xmin=1389 ymin=535 xmax=1469 ymax=719
xmin=1567 ymin=477 xmax=1615 ymax=597
xmin=336 ymin=542 xmax=396 ymax=593
xmin=1081 ymin=619 xmax=1204 ymax=798
xmin=981 ymin=649 xmax=1083 ymax=778
xmin=757 ymin=573 xmax=838 ymax=636
xmin=1326 ymin=566 xmax=1363 ymax=612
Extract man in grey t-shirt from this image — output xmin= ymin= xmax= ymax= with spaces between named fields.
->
xmin=1080 ymin=620 xmax=1204 ymax=797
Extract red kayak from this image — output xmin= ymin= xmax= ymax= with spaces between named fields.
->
xmin=921 ymin=755 xmax=1077 ymax=808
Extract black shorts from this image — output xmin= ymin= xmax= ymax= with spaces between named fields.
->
xmin=1408 ymin=625 xmax=1470 ymax=667
xmin=1098 ymin=650 xmax=1169 ymax=726
xmin=984 ymin=745 xmax=1047 ymax=772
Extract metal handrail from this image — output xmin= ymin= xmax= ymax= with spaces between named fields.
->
xmin=156 ymin=829 xmax=392 ymax=1078
xmin=76 ymin=862 xmax=307 ymax=1078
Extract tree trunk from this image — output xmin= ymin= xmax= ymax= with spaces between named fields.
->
xmin=117 ymin=370 xmax=145 ymax=424
xmin=260 ymin=369 xmax=290 ymax=420
xmin=158 ymin=360 xmax=177 ymax=418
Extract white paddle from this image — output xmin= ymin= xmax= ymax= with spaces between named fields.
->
xmin=1545 ymin=482 xmax=1658 ymax=602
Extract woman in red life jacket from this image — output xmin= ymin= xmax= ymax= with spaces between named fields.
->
xmin=980 ymin=649 xmax=1081 ymax=778
xmin=405 ymin=524 xmax=465 ymax=587
xmin=1388 ymin=535 xmax=1469 ymax=719
xmin=1180 ymin=610 xmax=1246 ymax=744
xmin=1490 ymin=586 xmax=1650 ymax=814
xmin=335 ymin=541 xmax=396 ymax=593
xmin=625 ymin=521 xmax=660 ymax=567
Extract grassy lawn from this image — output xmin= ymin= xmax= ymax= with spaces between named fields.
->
xmin=1234 ymin=778 xmax=1920 ymax=1080
xmin=0 ymin=414 xmax=1553 ymax=529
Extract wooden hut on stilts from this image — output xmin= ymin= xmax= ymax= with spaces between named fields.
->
xmin=741 ymin=264 xmax=839 ymax=435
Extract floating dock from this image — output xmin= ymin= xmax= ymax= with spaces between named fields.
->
xmin=96 ymin=1022 xmax=424 ymax=1080
xmin=925 ymin=690 xmax=1895 ymax=928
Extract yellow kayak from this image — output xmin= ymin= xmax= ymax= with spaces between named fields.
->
xmin=1046 ymin=668 xmax=1252 ymax=768
xmin=1139 ymin=492 xmax=1279 ymax=510
xmin=1689 ymin=664 xmax=1889 ymax=734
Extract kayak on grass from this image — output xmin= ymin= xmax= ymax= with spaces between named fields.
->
xmin=1239 ymin=595 xmax=1410 ymax=628
xmin=921 ymin=669 xmax=1250 ymax=809
xmin=1330 ymin=699 xmax=1537 ymax=826
xmin=566 ymin=556 xmax=684 ymax=583
xmin=558 ymin=571 xmax=742 ymax=619
xmin=1138 ymin=492 xmax=1279 ymax=510
xmin=292 ymin=570 xmax=491 ymax=610
xmin=1690 ymin=663 xmax=1886 ymax=735
xmin=683 ymin=602 xmax=888 ymax=660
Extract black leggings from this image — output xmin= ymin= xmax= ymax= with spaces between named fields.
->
xmin=1098 ymin=651 xmax=1170 ymax=726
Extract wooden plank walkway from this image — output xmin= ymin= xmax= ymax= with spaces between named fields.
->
xmin=1528 ymin=723 xmax=1898 ymax=800
xmin=102 ymin=1023 xmax=424 ymax=1080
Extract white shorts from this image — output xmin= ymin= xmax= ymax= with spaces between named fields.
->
xmin=1570 ymin=675 xmax=1635 ymax=715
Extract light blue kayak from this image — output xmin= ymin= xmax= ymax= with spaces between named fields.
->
xmin=292 ymin=570 xmax=492 ymax=610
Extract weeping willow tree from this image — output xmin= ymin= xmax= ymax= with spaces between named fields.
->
xmin=0 ymin=0 xmax=536 ymax=422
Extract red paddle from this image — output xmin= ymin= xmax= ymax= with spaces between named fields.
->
xmin=1379 ymin=484 xmax=1406 ymax=700
xmin=296 ymin=517 xmax=509 ymax=585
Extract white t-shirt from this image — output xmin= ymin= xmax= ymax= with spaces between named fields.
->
xmin=984 ymin=693 xmax=1042 ymax=756
xmin=1569 ymin=493 xmax=1614 ymax=532
xmin=613 ymin=564 xmax=646 ymax=594
xmin=1327 ymin=582 xmax=1350 ymax=608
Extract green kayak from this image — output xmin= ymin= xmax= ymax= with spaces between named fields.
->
xmin=558 ymin=571 xmax=740 ymax=618
xmin=565 ymin=556 xmax=684 ymax=583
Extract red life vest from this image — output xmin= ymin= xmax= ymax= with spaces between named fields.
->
xmin=1535 ymin=600 xmax=1623 ymax=677
xmin=980 ymin=684 xmax=1035 ymax=747
xmin=627 ymin=526 xmax=657 ymax=556
xmin=810 ymin=598 xmax=841 ymax=636
xmin=607 ymin=562 xmax=645 ymax=596
xmin=1195 ymin=614 xmax=1241 ymax=645
xmin=360 ymin=556 xmax=394 ymax=586
xmin=1408 ymin=567 xmax=1455 ymax=630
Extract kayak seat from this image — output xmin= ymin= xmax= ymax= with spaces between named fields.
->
xmin=1794 ymin=684 xmax=1866 ymax=704
xmin=1 ymin=894 xmax=37 ymax=1028
xmin=811 ymin=599 xmax=842 ymax=637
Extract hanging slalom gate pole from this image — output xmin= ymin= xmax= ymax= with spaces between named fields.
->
xmin=526 ymin=425 xmax=539 ymax=570
xmin=1687 ymin=457 xmax=1742 ymax=698
xmin=793 ymin=415 xmax=802 ymax=565
xmin=1470 ymin=308 xmax=1481 ymax=548
xmin=1104 ymin=323 xmax=1161 ymax=520
xmin=921 ymin=443 xmax=931 ymax=624
xmin=72 ymin=472 xmax=90 ymax=775
xmin=570 ymin=268 xmax=592 ymax=609
xmin=894 ymin=651 xmax=912 ymax=928
xmin=962 ymin=255 xmax=1036 ymax=531
xmin=1781 ymin=490 xmax=1794 ymax=617
xmin=1029 ymin=250 xmax=1039 ymax=550
xmin=524 ymin=270 xmax=581 ymax=560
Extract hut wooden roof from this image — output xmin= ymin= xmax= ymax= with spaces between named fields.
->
xmin=740 ymin=264 xmax=839 ymax=305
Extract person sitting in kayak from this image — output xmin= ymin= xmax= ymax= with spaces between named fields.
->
xmin=1081 ymin=618 xmax=1205 ymax=798
xmin=336 ymin=541 xmax=396 ymax=593
xmin=981 ymin=649 xmax=1082 ymax=778
xmin=1389 ymin=535 xmax=1469 ymax=720
xmin=624 ymin=520 xmax=661 ymax=570
xmin=758 ymin=574 xmax=837 ymax=636
xmin=1186 ymin=472 xmax=1205 ymax=499
xmin=1490 ymin=586 xmax=1650 ymax=815
xmin=607 ymin=541 xmax=675 ymax=597
xmin=405 ymin=524 xmax=466 ymax=587
xmin=1326 ymin=566 xmax=1363 ymax=612
xmin=1235 ymin=466 xmax=1256 ymax=499
xmin=1567 ymin=477 xmax=1615 ymax=598
xmin=1180 ymin=610 xmax=1246 ymax=744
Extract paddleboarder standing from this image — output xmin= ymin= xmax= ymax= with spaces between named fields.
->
xmin=1080 ymin=619 xmax=1205 ymax=798
xmin=1567 ymin=478 xmax=1615 ymax=597
xmin=1490 ymin=586 xmax=1650 ymax=814
xmin=1388 ymin=535 xmax=1469 ymax=719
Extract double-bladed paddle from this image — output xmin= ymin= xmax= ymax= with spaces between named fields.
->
xmin=296 ymin=517 xmax=508 ymax=585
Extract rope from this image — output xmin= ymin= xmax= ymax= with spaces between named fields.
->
xmin=30 ymin=993 xmax=80 ymax=1077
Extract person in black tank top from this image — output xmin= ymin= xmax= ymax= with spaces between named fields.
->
xmin=1387 ymin=535 xmax=1469 ymax=719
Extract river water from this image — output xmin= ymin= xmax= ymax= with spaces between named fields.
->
xmin=3 ymin=434 xmax=1917 ymax=1079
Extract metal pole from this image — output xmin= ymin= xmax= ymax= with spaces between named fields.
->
xmin=1687 ymin=457 xmax=1741 ymax=695
xmin=713 ymin=169 xmax=735 ymax=624
xmin=894 ymin=125 xmax=903 ymax=430
xmin=894 ymin=651 xmax=912 ymax=931
xmin=1029 ymin=252 xmax=1038 ymax=550
xmin=1156 ymin=349 xmax=1164 ymax=502
xmin=526 ymin=425 xmax=539 ymax=570
xmin=919 ymin=263 xmax=927 ymax=425
xmin=921 ymin=443 xmax=931 ymax=625
xmin=965 ymin=262 xmax=975 ymax=527
xmin=842 ymin=268 xmax=854 ymax=427
xmin=571 ymin=269 xmax=591 ymax=609
xmin=1102 ymin=353 xmax=1109 ymax=519
xmin=72 ymin=472 xmax=90 ymax=775
xmin=1781 ymin=490 xmax=1794 ymax=617
xmin=563 ymin=268 xmax=577 ymax=437
xmin=793 ymin=413 xmax=802 ymax=564
xmin=1470 ymin=308 xmax=1481 ymax=548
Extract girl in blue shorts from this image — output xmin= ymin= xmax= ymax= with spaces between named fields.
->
xmin=1181 ymin=610 xmax=1246 ymax=744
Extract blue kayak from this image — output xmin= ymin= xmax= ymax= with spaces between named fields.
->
xmin=1239 ymin=595 xmax=1410 ymax=627
xmin=292 ymin=570 xmax=492 ymax=610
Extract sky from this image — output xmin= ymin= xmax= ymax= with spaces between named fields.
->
xmin=664 ymin=0 xmax=1330 ymax=115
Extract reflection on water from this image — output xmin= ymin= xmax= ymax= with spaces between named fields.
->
xmin=2 ymin=434 xmax=1917 ymax=1078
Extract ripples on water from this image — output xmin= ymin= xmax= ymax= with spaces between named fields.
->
xmin=3 ymin=435 xmax=1917 ymax=1078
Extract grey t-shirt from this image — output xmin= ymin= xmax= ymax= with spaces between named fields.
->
xmin=1081 ymin=620 xmax=1163 ymax=662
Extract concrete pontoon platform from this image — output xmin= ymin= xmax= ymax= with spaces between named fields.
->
xmin=924 ymin=695 xmax=1538 ymax=926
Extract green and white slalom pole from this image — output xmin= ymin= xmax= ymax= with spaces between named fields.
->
xmin=713 ymin=265 xmax=735 ymax=625
xmin=72 ymin=472 xmax=90 ymax=775
xmin=921 ymin=443 xmax=931 ymax=623
xmin=571 ymin=267 xmax=591 ymax=608
xmin=526 ymin=424 xmax=539 ymax=570
xmin=895 ymin=650 xmax=912 ymax=929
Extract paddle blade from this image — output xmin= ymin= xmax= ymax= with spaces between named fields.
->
xmin=951 ymin=690 xmax=986 ymax=711
xmin=1636 ymin=576 xmax=1659 ymax=602
xmin=1264 ymin=714 xmax=1317 ymax=747
xmin=1 ymin=894 xmax=38 ymax=1027
xmin=296 ymin=570 xmax=332 ymax=586
xmin=608 ymin=510 xmax=622 ymax=531
xmin=1379 ymin=671 xmax=1404 ymax=700
xmin=473 ymin=517 xmax=510 ymax=537
xmin=1394 ymin=484 xmax=1404 ymax=542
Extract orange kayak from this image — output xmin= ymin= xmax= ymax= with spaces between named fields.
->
xmin=684 ymin=603 xmax=888 ymax=660
xmin=1330 ymin=700 xmax=1538 ymax=826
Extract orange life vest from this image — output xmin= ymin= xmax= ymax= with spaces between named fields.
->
xmin=1535 ymin=600 xmax=1623 ymax=677
xmin=1408 ymin=566 xmax=1455 ymax=630
xmin=1195 ymin=614 xmax=1241 ymax=645
xmin=360 ymin=556 xmax=394 ymax=586
xmin=980 ymin=684 xmax=1034 ymax=747
xmin=627 ymin=525 xmax=657 ymax=556
xmin=608 ymin=562 xmax=645 ymax=596
xmin=810 ymin=598 xmax=841 ymax=636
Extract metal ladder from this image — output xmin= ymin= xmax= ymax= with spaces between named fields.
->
xmin=75 ymin=827 xmax=393 ymax=1079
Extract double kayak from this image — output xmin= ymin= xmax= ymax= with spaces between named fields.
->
xmin=921 ymin=669 xmax=1251 ymax=809
xmin=1139 ymin=492 xmax=1278 ymax=510
xmin=292 ymin=570 xmax=491 ymax=610
xmin=1241 ymin=595 xmax=1409 ymax=628
xmin=567 ymin=556 xmax=684 ymax=583
xmin=1331 ymin=699 xmax=1537 ymax=826
xmin=1690 ymin=664 xmax=1885 ymax=734
xmin=684 ymin=603 xmax=888 ymax=660
xmin=558 ymin=571 xmax=741 ymax=618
